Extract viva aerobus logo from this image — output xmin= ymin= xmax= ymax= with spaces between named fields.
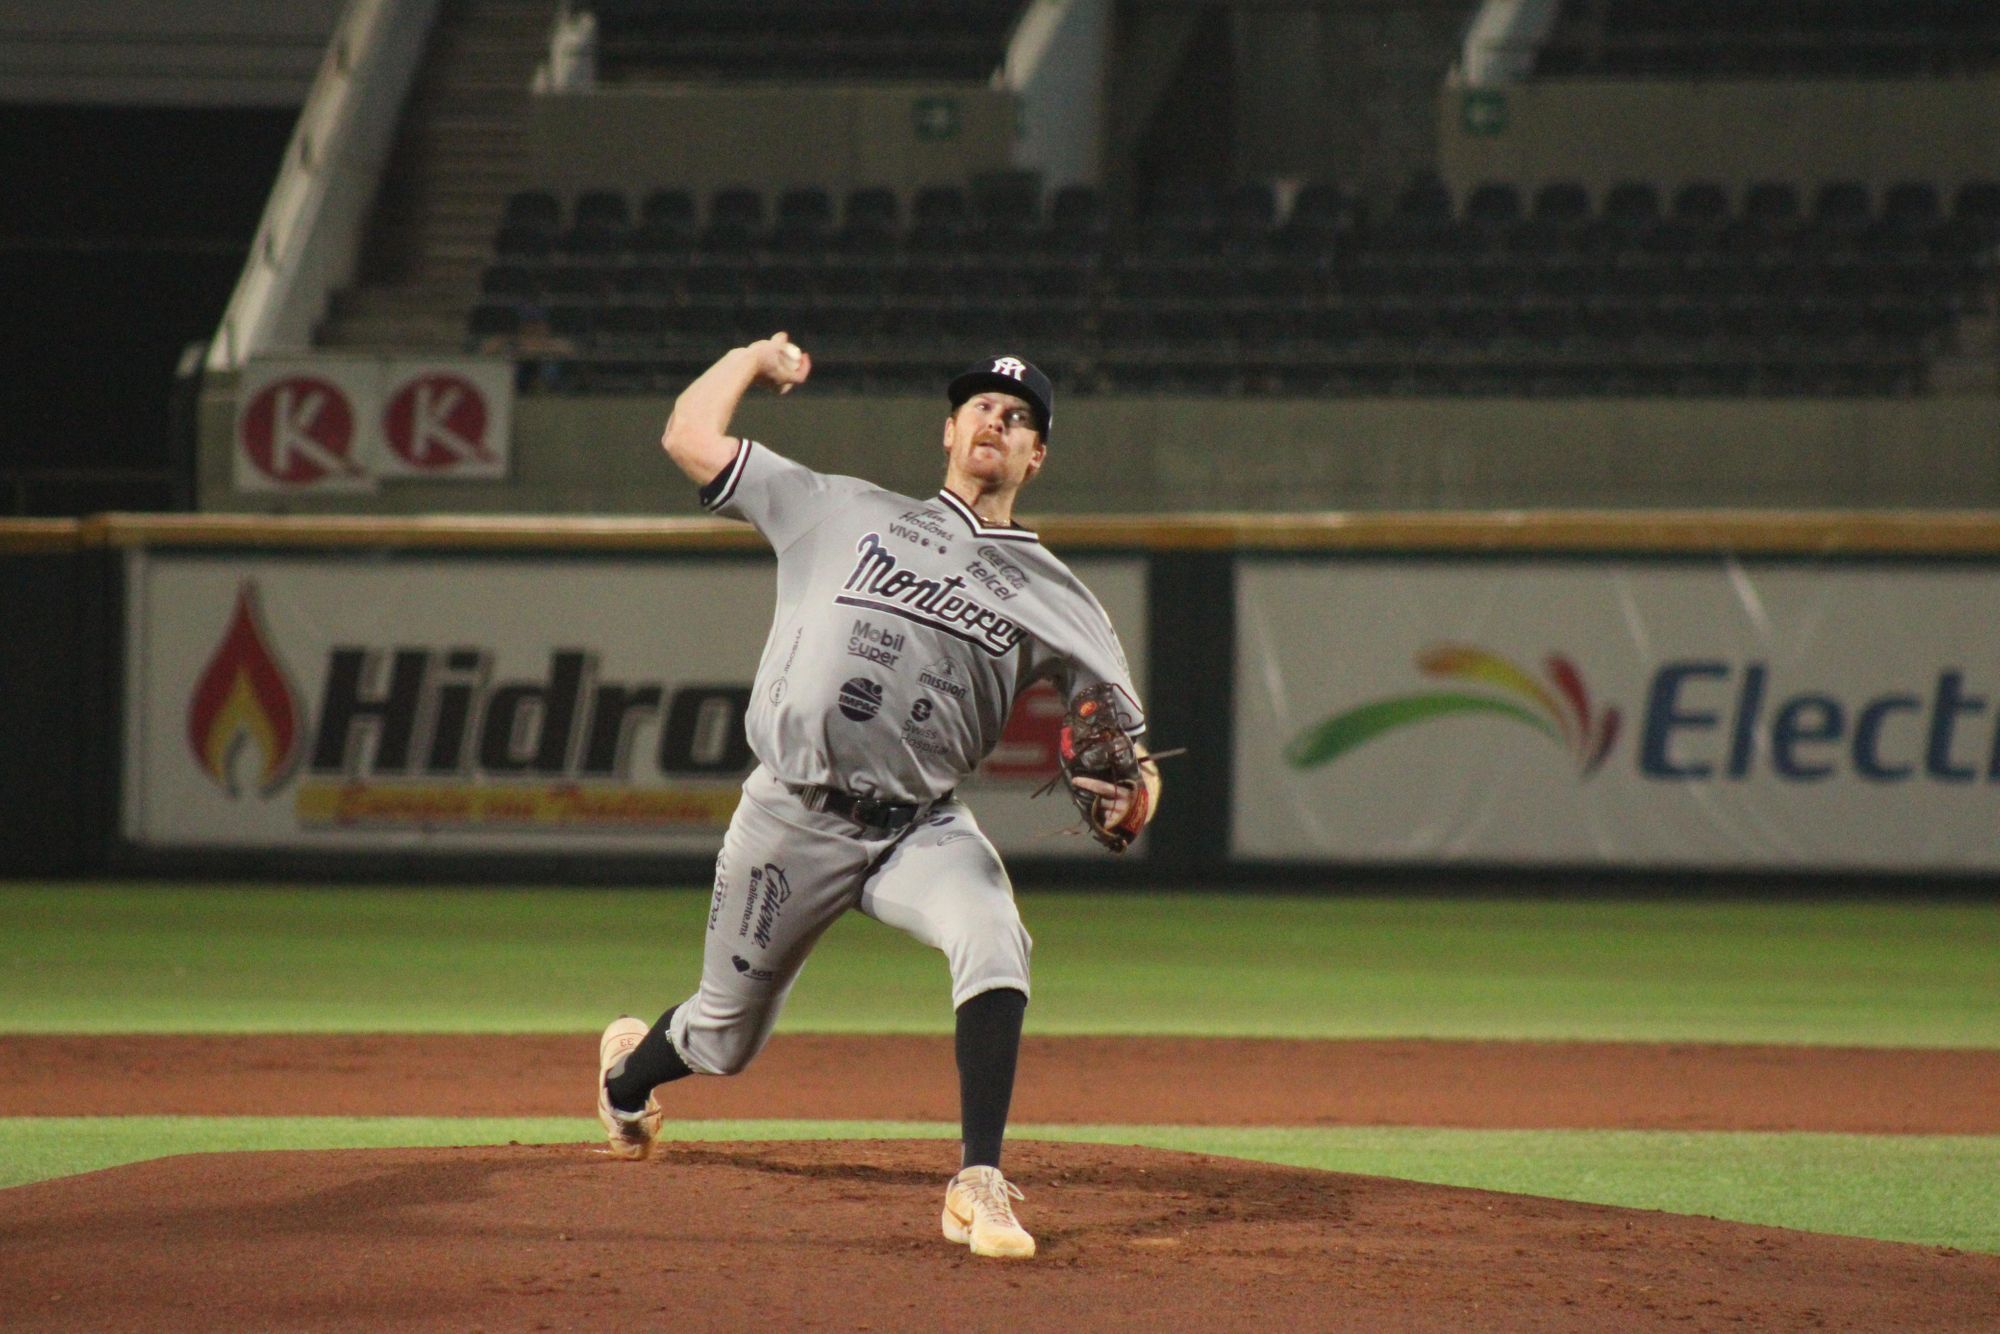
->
xmin=1287 ymin=644 xmax=1621 ymax=777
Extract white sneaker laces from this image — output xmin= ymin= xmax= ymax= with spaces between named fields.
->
xmin=966 ymin=1170 xmax=1027 ymax=1228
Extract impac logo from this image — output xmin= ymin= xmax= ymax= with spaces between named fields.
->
xmin=187 ymin=583 xmax=302 ymax=796
xmin=1288 ymin=644 xmax=1621 ymax=777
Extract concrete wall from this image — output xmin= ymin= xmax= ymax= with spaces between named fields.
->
xmin=199 ymin=381 xmax=2000 ymax=514
xmin=1438 ymin=73 xmax=2000 ymax=199
xmin=529 ymin=84 xmax=1020 ymax=202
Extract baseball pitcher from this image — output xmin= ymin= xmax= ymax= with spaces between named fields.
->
xmin=596 ymin=334 xmax=1162 ymax=1260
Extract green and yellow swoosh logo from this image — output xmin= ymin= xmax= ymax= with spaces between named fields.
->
xmin=1286 ymin=645 xmax=1621 ymax=776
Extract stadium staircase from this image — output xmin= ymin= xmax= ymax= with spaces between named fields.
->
xmin=316 ymin=0 xmax=550 ymax=350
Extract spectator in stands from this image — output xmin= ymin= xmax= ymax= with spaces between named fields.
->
xmin=478 ymin=301 xmax=577 ymax=392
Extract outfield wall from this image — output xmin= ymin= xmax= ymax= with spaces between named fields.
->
xmin=6 ymin=512 xmax=2000 ymax=883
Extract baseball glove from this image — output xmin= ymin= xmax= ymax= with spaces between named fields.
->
xmin=1052 ymin=683 xmax=1153 ymax=853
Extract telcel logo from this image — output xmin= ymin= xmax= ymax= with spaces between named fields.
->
xmin=1641 ymin=663 xmax=2000 ymax=782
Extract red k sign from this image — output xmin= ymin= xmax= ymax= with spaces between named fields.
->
xmin=233 ymin=357 xmax=514 ymax=492
xmin=376 ymin=361 xmax=513 ymax=479
xmin=237 ymin=375 xmax=362 ymax=485
xmin=383 ymin=372 xmax=495 ymax=471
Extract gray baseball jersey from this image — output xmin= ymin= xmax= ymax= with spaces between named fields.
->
xmin=662 ymin=438 xmax=1145 ymax=1077
xmin=700 ymin=438 xmax=1145 ymax=801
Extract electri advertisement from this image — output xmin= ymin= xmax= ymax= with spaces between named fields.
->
xmin=1235 ymin=558 xmax=2000 ymax=871
xmin=123 ymin=552 xmax=1145 ymax=857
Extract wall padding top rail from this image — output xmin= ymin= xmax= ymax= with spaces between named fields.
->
xmin=9 ymin=512 xmax=2000 ymax=555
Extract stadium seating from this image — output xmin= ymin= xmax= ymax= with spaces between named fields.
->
xmin=470 ymin=176 xmax=1995 ymax=399
xmin=587 ymin=0 xmax=1022 ymax=83
xmin=1535 ymin=0 xmax=2000 ymax=78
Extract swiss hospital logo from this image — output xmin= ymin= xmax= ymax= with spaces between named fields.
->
xmin=1288 ymin=645 xmax=1621 ymax=777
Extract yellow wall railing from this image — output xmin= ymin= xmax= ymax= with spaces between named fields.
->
xmin=12 ymin=511 xmax=2000 ymax=556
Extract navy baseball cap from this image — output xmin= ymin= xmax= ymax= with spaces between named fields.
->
xmin=947 ymin=356 xmax=1053 ymax=438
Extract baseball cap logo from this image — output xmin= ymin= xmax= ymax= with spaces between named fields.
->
xmin=991 ymin=357 xmax=1027 ymax=380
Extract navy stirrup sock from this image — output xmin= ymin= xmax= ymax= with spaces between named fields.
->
xmin=605 ymin=1006 xmax=694 ymax=1113
xmin=955 ymin=987 xmax=1028 ymax=1170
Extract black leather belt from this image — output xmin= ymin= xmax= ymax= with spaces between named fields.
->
xmin=794 ymin=784 xmax=947 ymax=831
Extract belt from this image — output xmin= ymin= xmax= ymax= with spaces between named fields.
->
xmin=793 ymin=784 xmax=947 ymax=831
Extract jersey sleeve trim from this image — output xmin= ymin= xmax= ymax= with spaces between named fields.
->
xmin=698 ymin=438 xmax=755 ymax=510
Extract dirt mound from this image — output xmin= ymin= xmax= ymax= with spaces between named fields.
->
xmin=6 ymin=1139 xmax=1995 ymax=1331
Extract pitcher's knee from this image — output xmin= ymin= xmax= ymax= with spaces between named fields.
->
xmin=674 ymin=1013 xmax=775 ymax=1077
xmin=945 ymin=911 xmax=1032 ymax=1003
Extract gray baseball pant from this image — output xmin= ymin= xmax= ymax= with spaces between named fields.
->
xmin=667 ymin=765 xmax=1032 ymax=1076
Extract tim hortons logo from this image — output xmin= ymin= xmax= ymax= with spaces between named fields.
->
xmin=185 ymin=582 xmax=753 ymax=796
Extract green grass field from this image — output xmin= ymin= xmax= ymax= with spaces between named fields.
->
xmin=3 ymin=883 xmax=1996 ymax=1252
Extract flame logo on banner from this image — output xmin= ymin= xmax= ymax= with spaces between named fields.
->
xmin=187 ymin=583 xmax=302 ymax=796
xmin=1287 ymin=644 xmax=1621 ymax=777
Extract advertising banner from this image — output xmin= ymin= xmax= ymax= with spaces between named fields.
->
xmin=1235 ymin=558 xmax=2000 ymax=871
xmin=234 ymin=357 xmax=513 ymax=492
xmin=123 ymin=552 xmax=1145 ymax=858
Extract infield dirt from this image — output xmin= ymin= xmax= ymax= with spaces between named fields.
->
xmin=5 ymin=1035 xmax=1997 ymax=1331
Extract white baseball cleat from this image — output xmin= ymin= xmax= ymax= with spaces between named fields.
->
xmin=942 ymin=1165 xmax=1036 ymax=1259
xmin=596 ymin=1015 xmax=663 ymax=1160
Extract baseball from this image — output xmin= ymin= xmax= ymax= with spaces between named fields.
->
xmin=781 ymin=343 xmax=804 ymax=369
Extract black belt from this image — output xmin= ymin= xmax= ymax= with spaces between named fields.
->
xmin=794 ymin=784 xmax=946 ymax=831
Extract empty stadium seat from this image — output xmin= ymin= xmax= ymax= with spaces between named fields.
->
xmin=1600 ymin=181 xmax=1663 ymax=242
xmin=1372 ymin=175 xmax=1458 ymax=250
xmin=969 ymin=171 xmax=1041 ymax=253
xmin=631 ymin=190 xmax=696 ymax=256
xmin=701 ymin=187 xmax=766 ymax=252
xmin=495 ymin=220 xmax=557 ymax=259
xmin=834 ymin=187 xmax=901 ymax=254
xmin=574 ymin=190 xmax=630 ymax=228
xmin=907 ymin=186 xmax=970 ymax=253
xmin=1533 ymin=181 xmax=1592 ymax=225
xmin=1670 ymin=181 xmax=1731 ymax=226
xmin=1951 ymin=180 xmax=2000 ymax=240
xmin=1217 ymin=182 xmax=1279 ymax=251
xmin=770 ymin=187 xmax=835 ymax=253
xmin=1043 ymin=185 xmax=1109 ymax=256
xmin=1812 ymin=181 xmax=1873 ymax=233
xmin=1463 ymin=182 xmax=1524 ymax=236
xmin=503 ymin=190 xmax=561 ymax=228
xmin=1879 ymin=182 xmax=1942 ymax=235
xmin=1275 ymin=182 xmax=1358 ymax=255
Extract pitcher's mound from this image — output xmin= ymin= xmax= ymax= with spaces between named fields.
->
xmin=6 ymin=1139 xmax=1995 ymax=1331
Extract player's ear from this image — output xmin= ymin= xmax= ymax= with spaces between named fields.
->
xmin=1024 ymin=436 xmax=1047 ymax=480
